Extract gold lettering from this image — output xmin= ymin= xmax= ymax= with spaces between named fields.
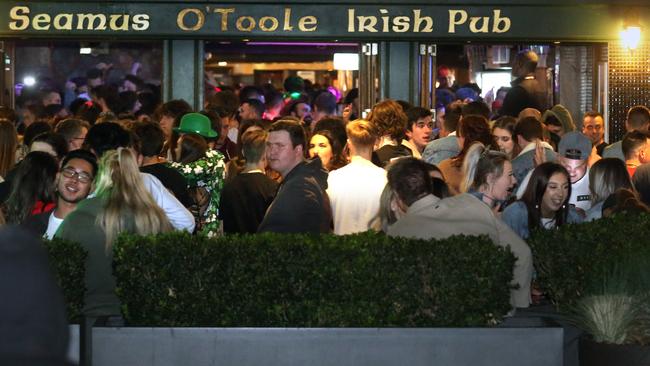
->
xmin=448 ymin=10 xmax=467 ymax=33
xmin=492 ymin=10 xmax=510 ymax=33
xmin=259 ymin=16 xmax=279 ymax=32
xmin=413 ymin=10 xmax=432 ymax=32
xmin=53 ymin=13 xmax=73 ymax=30
xmin=33 ymin=13 xmax=51 ymax=30
xmin=132 ymin=14 xmax=150 ymax=31
xmin=236 ymin=16 xmax=255 ymax=32
xmin=77 ymin=13 xmax=107 ymax=30
xmin=9 ymin=6 xmax=30 ymax=31
xmin=379 ymin=9 xmax=389 ymax=32
xmin=214 ymin=8 xmax=234 ymax=31
xmin=109 ymin=14 xmax=129 ymax=31
xmin=469 ymin=17 xmax=490 ymax=33
xmin=469 ymin=16 xmax=489 ymax=33
xmin=283 ymin=8 xmax=293 ymax=31
xmin=392 ymin=16 xmax=410 ymax=32
xmin=347 ymin=9 xmax=355 ymax=32
xmin=177 ymin=8 xmax=204 ymax=31
xmin=357 ymin=16 xmax=377 ymax=32
xmin=298 ymin=16 xmax=317 ymax=32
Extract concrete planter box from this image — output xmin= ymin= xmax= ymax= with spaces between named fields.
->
xmin=68 ymin=326 xmax=563 ymax=366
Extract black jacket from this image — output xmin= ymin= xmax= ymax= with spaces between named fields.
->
xmin=499 ymin=75 xmax=547 ymax=117
xmin=258 ymin=158 xmax=332 ymax=233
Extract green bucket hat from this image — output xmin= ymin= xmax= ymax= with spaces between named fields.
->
xmin=173 ymin=113 xmax=218 ymax=138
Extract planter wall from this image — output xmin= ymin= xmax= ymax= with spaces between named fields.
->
xmin=580 ymin=338 xmax=650 ymax=366
xmin=68 ymin=327 xmax=563 ymax=366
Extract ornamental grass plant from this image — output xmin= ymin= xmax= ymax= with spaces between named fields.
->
xmin=572 ymin=261 xmax=650 ymax=345
xmin=529 ymin=213 xmax=650 ymax=345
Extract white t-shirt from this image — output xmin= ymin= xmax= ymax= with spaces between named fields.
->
xmin=86 ymin=172 xmax=195 ymax=232
xmin=45 ymin=212 xmax=64 ymax=240
xmin=327 ymin=156 xmax=387 ymax=235
xmin=570 ymin=169 xmax=592 ymax=212
xmin=541 ymin=217 xmax=557 ymax=230
xmin=140 ymin=173 xmax=195 ymax=232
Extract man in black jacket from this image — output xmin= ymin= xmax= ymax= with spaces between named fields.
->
xmin=258 ymin=119 xmax=331 ymax=233
xmin=499 ymin=49 xmax=547 ymax=118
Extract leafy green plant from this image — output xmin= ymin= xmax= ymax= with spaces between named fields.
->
xmin=43 ymin=238 xmax=86 ymax=324
xmin=529 ymin=213 xmax=650 ymax=310
xmin=113 ymin=231 xmax=515 ymax=327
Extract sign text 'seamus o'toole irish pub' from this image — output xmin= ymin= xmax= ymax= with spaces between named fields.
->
xmin=0 ymin=1 xmax=644 ymax=41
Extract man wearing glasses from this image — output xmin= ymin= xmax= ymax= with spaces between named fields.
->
xmin=582 ymin=111 xmax=607 ymax=157
xmin=55 ymin=118 xmax=90 ymax=152
xmin=22 ymin=150 xmax=97 ymax=238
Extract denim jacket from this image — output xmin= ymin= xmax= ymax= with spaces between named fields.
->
xmin=422 ymin=136 xmax=460 ymax=165
xmin=502 ymin=201 xmax=583 ymax=240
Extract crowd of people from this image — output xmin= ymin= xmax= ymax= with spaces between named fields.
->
xmin=1 ymin=48 xmax=650 ymax=319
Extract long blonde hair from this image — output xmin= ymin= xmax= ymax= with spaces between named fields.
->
xmin=460 ymin=143 xmax=508 ymax=193
xmin=95 ymin=148 xmax=172 ymax=247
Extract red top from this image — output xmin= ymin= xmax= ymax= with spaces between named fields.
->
xmin=627 ymin=166 xmax=637 ymax=178
xmin=31 ymin=201 xmax=55 ymax=215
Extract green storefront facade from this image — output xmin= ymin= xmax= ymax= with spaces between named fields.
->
xmin=0 ymin=0 xmax=648 ymax=139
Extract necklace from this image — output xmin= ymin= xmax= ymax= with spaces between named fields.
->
xmin=481 ymin=193 xmax=498 ymax=208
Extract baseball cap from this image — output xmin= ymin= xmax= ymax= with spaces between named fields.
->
xmin=559 ymin=131 xmax=591 ymax=160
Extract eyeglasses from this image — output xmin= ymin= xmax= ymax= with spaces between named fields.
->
xmin=61 ymin=167 xmax=93 ymax=184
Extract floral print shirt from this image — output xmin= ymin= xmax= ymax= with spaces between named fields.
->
xmin=169 ymin=149 xmax=226 ymax=237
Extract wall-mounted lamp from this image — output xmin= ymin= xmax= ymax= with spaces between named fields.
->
xmin=620 ymin=12 xmax=642 ymax=50
xmin=621 ymin=25 xmax=642 ymax=50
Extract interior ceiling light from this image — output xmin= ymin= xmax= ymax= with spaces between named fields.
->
xmin=333 ymin=53 xmax=359 ymax=71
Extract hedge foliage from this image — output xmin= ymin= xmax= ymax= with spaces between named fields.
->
xmin=113 ymin=231 xmax=515 ymax=327
xmin=43 ymin=237 xmax=86 ymax=323
xmin=529 ymin=213 xmax=650 ymax=310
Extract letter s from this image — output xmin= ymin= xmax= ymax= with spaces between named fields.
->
xmin=132 ymin=14 xmax=150 ymax=31
xmin=9 ymin=6 xmax=30 ymax=31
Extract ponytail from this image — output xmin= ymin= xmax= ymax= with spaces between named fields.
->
xmin=461 ymin=143 xmax=509 ymax=193
xmin=461 ymin=142 xmax=486 ymax=193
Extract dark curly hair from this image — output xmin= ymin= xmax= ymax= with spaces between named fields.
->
xmin=368 ymin=100 xmax=408 ymax=142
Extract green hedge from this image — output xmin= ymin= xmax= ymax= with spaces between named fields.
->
xmin=113 ymin=231 xmax=515 ymax=327
xmin=43 ymin=237 xmax=86 ymax=323
xmin=529 ymin=213 xmax=650 ymax=310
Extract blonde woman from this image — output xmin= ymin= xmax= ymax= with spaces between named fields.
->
xmin=56 ymin=147 xmax=172 ymax=319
